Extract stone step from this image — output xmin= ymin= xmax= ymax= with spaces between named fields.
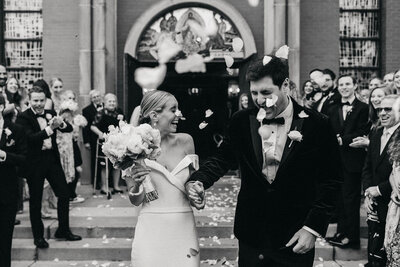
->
xmin=9 ymin=260 xmax=369 ymax=267
xmin=11 ymin=237 xmax=367 ymax=261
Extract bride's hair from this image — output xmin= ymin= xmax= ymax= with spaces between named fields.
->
xmin=389 ymin=97 xmax=400 ymax=165
xmin=139 ymin=90 xmax=175 ymax=124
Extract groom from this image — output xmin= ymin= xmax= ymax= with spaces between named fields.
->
xmin=186 ymin=56 xmax=342 ymax=267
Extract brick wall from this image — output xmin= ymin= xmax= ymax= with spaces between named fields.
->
xmin=381 ymin=0 xmax=400 ymax=74
xmin=116 ymin=0 xmax=265 ymax=111
xmin=42 ymin=0 xmax=80 ymax=95
xmin=300 ymin=0 xmax=339 ymax=85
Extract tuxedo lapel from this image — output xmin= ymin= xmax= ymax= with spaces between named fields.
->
xmin=0 ymin=130 xmax=6 ymax=148
xmin=338 ymin=105 xmax=344 ymax=128
xmin=280 ymin=100 xmax=305 ymax=167
xmin=249 ymin=111 xmax=263 ymax=170
xmin=27 ymin=108 xmax=42 ymax=131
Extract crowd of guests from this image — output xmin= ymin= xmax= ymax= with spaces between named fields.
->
xmin=288 ymin=68 xmax=400 ymax=267
xmin=0 ymin=63 xmax=126 ymax=267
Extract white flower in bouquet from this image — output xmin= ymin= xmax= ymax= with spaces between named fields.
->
xmin=73 ymin=114 xmax=88 ymax=127
xmin=102 ymin=121 xmax=162 ymax=202
xmin=59 ymin=100 xmax=78 ymax=112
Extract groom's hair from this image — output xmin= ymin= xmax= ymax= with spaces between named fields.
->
xmin=246 ymin=56 xmax=289 ymax=88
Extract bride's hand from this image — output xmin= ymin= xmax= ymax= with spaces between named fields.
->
xmin=186 ymin=181 xmax=206 ymax=210
xmin=124 ymin=166 xmax=151 ymax=185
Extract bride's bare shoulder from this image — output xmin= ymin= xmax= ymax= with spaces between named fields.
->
xmin=173 ymin=133 xmax=194 ymax=154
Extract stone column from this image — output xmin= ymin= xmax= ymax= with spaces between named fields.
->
xmin=274 ymin=0 xmax=287 ymax=49
xmin=288 ymin=0 xmax=300 ymax=89
xmin=79 ymin=0 xmax=92 ymax=107
xmin=264 ymin=0 xmax=275 ymax=54
xmin=92 ymin=0 xmax=106 ymax=95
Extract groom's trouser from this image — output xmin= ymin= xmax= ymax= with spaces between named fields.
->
xmin=27 ymin=151 xmax=70 ymax=239
xmin=238 ymin=241 xmax=314 ymax=267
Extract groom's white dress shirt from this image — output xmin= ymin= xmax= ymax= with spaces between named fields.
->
xmin=261 ymin=98 xmax=321 ymax=237
xmin=261 ymin=98 xmax=293 ymax=184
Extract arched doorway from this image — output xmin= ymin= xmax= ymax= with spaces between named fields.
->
xmin=124 ymin=0 xmax=257 ymax=159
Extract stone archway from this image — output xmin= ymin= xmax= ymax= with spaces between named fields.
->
xmin=123 ymin=0 xmax=257 ymax=59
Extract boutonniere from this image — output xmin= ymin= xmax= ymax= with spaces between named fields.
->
xmin=117 ymin=114 xmax=124 ymax=121
xmin=298 ymin=110 xmax=309 ymax=119
xmin=45 ymin=113 xmax=53 ymax=121
xmin=288 ymin=130 xmax=303 ymax=148
xmin=4 ymin=128 xmax=12 ymax=137
xmin=347 ymin=106 xmax=353 ymax=115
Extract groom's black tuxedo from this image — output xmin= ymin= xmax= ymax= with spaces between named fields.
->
xmin=16 ymin=109 xmax=73 ymax=240
xmin=189 ymin=100 xmax=342 ymax=263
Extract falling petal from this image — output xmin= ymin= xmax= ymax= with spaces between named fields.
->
xmin=190 ymin=248 xmax=199 ymax=256
xmin=102 ymin=235 xmax=107 ymax=239
xmin=258 ymin=125 xmax=272 ymax=139
xmin=256 ymin=108 xmax=266 ymax=122
xmin=205 ymin=109 xmax=214 ymax=118
xmin=54 ymin=258 xmax=59 ymax=262
xmin=87 ymin=217 xmax=93 ymax=221
xmin=266 ymin=94 xmax=278 ymax=107
xmin=226 ymin=68 xmax=234 ymax=75
xmin=232 ymin=38 xmax=244 ymax=52
xmin=157 ymin=36 xmax=182 ymax=64
xmin=91 ymin=261 xmax=98 ymax=265
xmin=175 ymin=54 xmax=206 ymax=73
xmin=263 ymin=55 xmax=272 ymax=66
xmin=318 ymin=257 xmax=324 ymax=262
xmin=224 ymin=55 xmax=234 ymax=68
xmin=83 ymin=243 xmax=90 ymax=248
xmin=134 ymin=64 xmax=167 ymax=89
xmin=248 ymin=0 xmax=260 ymax=6
xmin=199 ymin=122 xmax=208 ymax=129
xmin=275 ymin=45 xmax=290 ymax=59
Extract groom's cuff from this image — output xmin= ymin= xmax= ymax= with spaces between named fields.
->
xmin=302 ymin=226 xmax=321 ymax=238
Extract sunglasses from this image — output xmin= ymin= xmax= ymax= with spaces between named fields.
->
xmin=376 ymin=107 xmax=392 ymax=113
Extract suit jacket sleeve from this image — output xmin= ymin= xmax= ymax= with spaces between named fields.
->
xmin=3 ymin=125 xmax=27 ymax=166
xmin=341 ymin=105 xmax=370 ymax=146
xmin=304 ymin=116 xmax=343 ymax=236
xmin=16 ymin=114 xmax=51 ymax=143
xmin=362 ymin=136 xmax=374 ymax=191
xmin=58 ymin=121 xmax=73 ymax=133
xmin=187 ymin=115 xmax=239 ymax=189
xmin=82 ymin=107 xmax=91 ymax=144
xmin=378 ymin=179 xmax=392 ymax=198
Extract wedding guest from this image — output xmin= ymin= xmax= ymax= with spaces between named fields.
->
xmin=91 ymin=93 xmax=124 ymax=194
xmin=16 ymin=86 xmax=81 ymax=248
xmin=384 ymin=95 xmax=400 ymax=266
xmin=327 ymin=74 xmax=370 ymax=249
xmin=62 ymin=90 xmax=85 ymax=204
xmin=392 ymin=69 xmax=400 ymax=95
xmin=362 ymin=94 xmax=400 ymax=267
xmin=369 ymin=77 xmax=384 ymax=91
xmin=301 ymin=80 xmax=314 ymax=107
xmin=350 ymin=86 xmax=388 ymax=149
xmin=33 ymin=79 xmax=52 ymax=110
xmin=0 ymin=94 xmax=27 ymax=267
xmin=49 ymin=77 xmax=65 ymax=112
xmin=383 ymin=72 xmax=394 ymax=88
xmin=187 ymin=55 xmax=342 ymax=267
xmin=359 ymin=88 xmax=371 ymax=104
xmin=82 ymin=89 xmax=103 ymax=186
xmin=314 ymin=69 xmax=340 ymax=115
xmin=238 ymin=93 xmax=249 ymax=110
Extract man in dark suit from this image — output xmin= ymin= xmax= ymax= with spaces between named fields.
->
xmin=362 ymin=95 xmax=400 ymax=267
xmin=0 ymin=95 xmax=27 ymax=267
xmin=327 ymin=74 xmax=370 ymax=248
xmin=186 ymin=56 xmax=342 ymax=267
xmin=317 ymin=69 xmax=341 ymax=115
xmin=82 ymin=89 xmax=103 ymax=186
xmin=16 ymin=86 xmax=81 ymax=249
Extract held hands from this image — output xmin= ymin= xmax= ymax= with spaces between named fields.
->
xmin=364 ymin=195 xmax=376 ymax=213
xmin=186 ymin=181 xmax=206 ymax=210
xmin=286 ymin=228 xmax=316 ymax=254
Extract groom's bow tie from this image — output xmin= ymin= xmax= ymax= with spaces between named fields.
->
xmin=35 ymin=113 xmax=46 ymax=118
xmin=340 ymin=102 xmax=352 ymax=107
xmin=262 ymin=117 xmax=285 ymax=125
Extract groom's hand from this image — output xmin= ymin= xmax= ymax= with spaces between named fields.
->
xmin=186 ymin=181 xmax=205 ymax=210
xmin=286 ymin=228 xmax=316 ymax=254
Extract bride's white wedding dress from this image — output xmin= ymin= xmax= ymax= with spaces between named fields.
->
xmin=131 ymin=154 xmax=200 ymax=267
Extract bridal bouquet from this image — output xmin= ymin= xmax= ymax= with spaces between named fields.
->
xmin=102 ymin=121 xmax=161 ymax=202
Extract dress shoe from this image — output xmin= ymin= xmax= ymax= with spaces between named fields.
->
xmin=14 ymin=219 xmax=21 ymax=225
xmin=54 ymin=229 xmax=82 ymax=241
xmin=34 ymin=238 xmax=49 ymax=248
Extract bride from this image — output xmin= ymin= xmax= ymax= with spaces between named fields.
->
xmin=124 ymin=90 xmax=204 ymax=267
